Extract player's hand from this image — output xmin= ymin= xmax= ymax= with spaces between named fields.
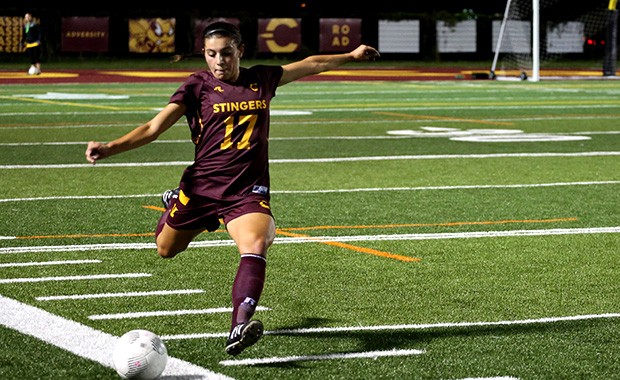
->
xmin=85 ymin=141 xmax=108 ymax=164
xmin=351 ymin=45 xmax=380 ymax=61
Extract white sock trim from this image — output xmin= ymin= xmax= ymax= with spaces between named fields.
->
xmin=240 ymin=253 xmax=266 ymax=262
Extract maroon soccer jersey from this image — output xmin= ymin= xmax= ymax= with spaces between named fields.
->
xmin=169 ymin=65 xmax=283 ymax=200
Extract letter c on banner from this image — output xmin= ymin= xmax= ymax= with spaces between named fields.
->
xmin=265 ymin=18 xmax=299 ymax=53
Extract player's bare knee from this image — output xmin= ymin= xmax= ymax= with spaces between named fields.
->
xmin=244 ymin=235 xmax=273 ymax=255
xmin=157 ymin=248 xmax=173 ymax=259
xmin=264 ymin=230 xmax=276 ymax=249
xmin=156 ymin=244 xmax=182 ymax=259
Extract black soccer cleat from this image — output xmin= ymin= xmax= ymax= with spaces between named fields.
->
xmin=225 ymin=320 xmax=264 ymax=356
xmin=161 ymin=187 xmax=180 ymax=209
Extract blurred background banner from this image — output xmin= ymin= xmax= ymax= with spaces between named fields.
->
xmin=61 ymin=17 xmax=109 ymax=53
xmin=378 ymin=20 xmax=420 ymax=53
xmin=257 ymin=18 xmax=301 ymax=53
xmin=0 ymin=1 xmax=616 ymax=79
xmin=128 ymin=18 xmax=176 ymax=53
xmin=0 ymin=16 xmax=23 ymax=53
xmin=319 ymin=18 xmax=362 ymax=52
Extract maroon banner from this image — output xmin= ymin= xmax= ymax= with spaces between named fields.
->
xmin=319 ymin=18 xmax=362 ymax=52
xmin=0 ymin=16 xmax=25 ymax=53
xmin=61 ymin=17 xmax=109 ymax=52
xmin=193 ymin=18 xmax=240 ymax=53
xmin=257 ymin=18 xmax=301 ymax=53
xmin=129 ymin=18 xmax=176 ymax=53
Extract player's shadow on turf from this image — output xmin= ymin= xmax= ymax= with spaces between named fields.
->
xmin=250 ymin=317 xmax=343 ymax=368
xmin=348 ymin=322 xmax=580 ymax=350
xmin=273 ymin=317 xmax=334 ymax=331
xmin=260 ymin=320 xmax=584 ymax=368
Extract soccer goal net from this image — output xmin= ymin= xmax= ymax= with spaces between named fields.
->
xmin=491 ymin=0 xmax=617 ymax=81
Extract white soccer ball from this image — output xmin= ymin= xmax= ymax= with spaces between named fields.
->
xmin=112 ymin=329 xmax=168 ymax=380
xmin=27 ymin=66 xmax=37 ymax=75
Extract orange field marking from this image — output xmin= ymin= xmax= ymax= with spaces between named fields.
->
xmin=276 ymin=229 xmax=421 ymax=262
xmin=143 ymin=205 xmax=166 ymax=212
xmin=19 ymin=232 xmax=154 ymax=239
xmin=14 ymin=217 xmax=577 ymax=263
xmin=280 ymin=218 xmax=578 ymax=232
xmin=275 ymin=218 xmax=576 ymax=263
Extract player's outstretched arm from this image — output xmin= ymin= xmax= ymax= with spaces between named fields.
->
xmin=85 ymin=102 xmax=186 ymax=164
xmin=279 ymin=44 xmax=380 ymax=86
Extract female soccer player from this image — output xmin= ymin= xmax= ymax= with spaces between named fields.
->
xmin=85 ymin=21 xmax=379 ymax=356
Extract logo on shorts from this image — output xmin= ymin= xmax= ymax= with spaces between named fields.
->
xmin=179 ymin=189 xmax=190 ymax=205
xmin=259 ymin=200 xmax=270 ymax=210
xmin=252 ymin=185 xmax=269 ymax=195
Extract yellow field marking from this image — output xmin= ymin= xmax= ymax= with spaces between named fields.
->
xmin=492 ymin=69 xmax=616 ymax=77
xmin=0 ymin=95 xmax=124 ymax=110
xmin=0 ymin=72 xmax=78 ymax=79
xmin=316 ymin=69 xmax=457 ymax=78
xmin=0 ymin=121 xmax=137 ymax=128
xmin=275 ymin=229 xmax=421 ymax=263
xmin=99 ymin=71 xmax=194 ymax=78
xmin=374 ymin=111 xmax=514 ymax=126
xmin=273 ymin=98 xmax=620 ymax=111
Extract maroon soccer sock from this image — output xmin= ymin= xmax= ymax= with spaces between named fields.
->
xmin=231 ymin=254 xmax=266 ymax=329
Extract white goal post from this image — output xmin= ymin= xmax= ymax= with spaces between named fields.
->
xmin=490 ymin=0 xmax=541 ymax=81
xmin=491 ymin=0 xmax=617 ymax=81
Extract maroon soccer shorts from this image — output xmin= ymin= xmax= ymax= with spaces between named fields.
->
xmin=165 ymin=190 xmax=273 ymax=232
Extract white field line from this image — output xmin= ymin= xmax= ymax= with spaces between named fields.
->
xmin=267 ymin=313 xmax=620 ymax=335
xmin=0 ymin=161 xmax=191 ymax=169
xmin=0 ymin=193 xmax=157 ymax=203
xmin=0 ymin=259 xmax=100 ymax=268
xmin=273 ymin=181 xmax=620 ymax=194
xmin=1 ymin=130 xmax=619 ymax=146
xmin=0 ymin=294 xmax=234 ymax=380
xmin=162 ymin=312 xmax=620 ymax=341
xmin=1 ymin=227 xmax=619 ymax=254
xmin=1 ymin=151 xmax=619 ymax=169
xmin=88 ymin=306 xmax=271 ymax=320
xmin=0 ymin=273 xmax=151 ymax=284
xmin=0 ymin=103 xmax=619 ymax=116
xmin=35 ymin=288 xmax=205 ymax=301
xmin=0 ymin=117 xmax=618 ymax=130
xmin=0 ymin=242 xmax=195 ymax=253
xmin=219 ymin=348 xmax=426 ymax=366
xmin=0 ymin=180 xmax=618 ymax=204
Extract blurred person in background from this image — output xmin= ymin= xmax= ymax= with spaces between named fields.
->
xmin=23 ymin=13 xmax=42 ymax=75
